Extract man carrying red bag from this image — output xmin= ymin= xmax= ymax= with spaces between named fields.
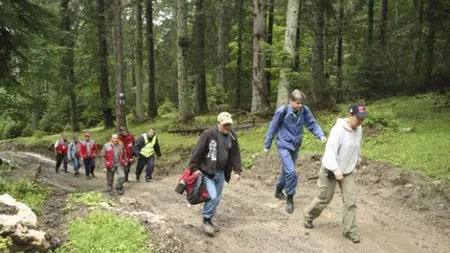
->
xmin=186 ymin=112 xmax=242 ymax=235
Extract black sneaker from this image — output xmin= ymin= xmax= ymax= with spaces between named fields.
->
xmin=275 ymin=188 xmax=286 ymax=200
xmin=203 ymin=218 xmax=219 ymax=235
xmin=74 ymin=173 xmax=80 ymax=177
xmin=344 ymin=233 xmax=360 ymax=243
xmin=286 ymin=196 xmax=294 ymax=214
xmin=145 ymin=178 xmax=151 ymax=182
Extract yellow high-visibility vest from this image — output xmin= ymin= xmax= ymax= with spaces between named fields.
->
xmin=140 ymin=133 xmax=157 ymax=157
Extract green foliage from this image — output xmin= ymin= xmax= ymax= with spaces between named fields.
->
xmin=21 ymin=124 xmax=34 ymax=137
xmin=33 ymin=130 xmax=46 ymax=139
xmin=361 ymin=110 xmax=399 ymax=128
xmin=158 ymin=99 xmax=177 ymax=116
xmin=0 ymin=237 xmax=13 ymax=251
xmin=67 ymin=192 xmax=111 ymax=209
xmin=206 ymin=84 xmax=227 ymax=110
xmin=0 ymin=119 xmax=26 ymax=140
xmin=0 ymin=178 xmax=50 ymax=214
xmin=39 ymin=112 xmax=65 ymax=134
xmin=57 ymin=211 xmax=152 ymax=253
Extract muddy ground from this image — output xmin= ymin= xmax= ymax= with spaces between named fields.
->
xmin=0 ymin=147 xmax=449 ymax=253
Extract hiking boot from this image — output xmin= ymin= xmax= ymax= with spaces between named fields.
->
xmin=145 ymin=177 xmax=151 ymax=183
xmin=90 ymin=171 xmax=95 ymax=178
xmin=136 ymin=176 xmax=140 ymax=182
xmin=74 ymin=172 xmax=80 ymax=177
xmin=275 ymin=187 xmax=286 ymax=200
xmin=304 ymin=218 xmax=314 ymax=229
xmin=344 ymin=233 xmax=360 ymax=243
xmin=55 ymin=168 xmax=59 ymax=173
xmin=286 ymin=195 xmax=294 ymax=214
xmin=116 ymin=189 xmax=124 ymax=195
xmin=203 ymin=218 xmax=219 ymax=235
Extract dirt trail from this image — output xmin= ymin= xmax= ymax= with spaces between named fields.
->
xmin=1 ymin=151 xmax=449 ymax=253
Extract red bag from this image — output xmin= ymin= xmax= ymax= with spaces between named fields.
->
xmin=175 ymin=169 xmax=210 ymax=205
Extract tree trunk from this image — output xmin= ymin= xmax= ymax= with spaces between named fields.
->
xmin=216 ymin=0 xmax=226 ymax=90
xmin=146 ymin=0 xmax=157 ymax=118
xmin=194 ymin=0 xmax=208 ymax=114
xmin=276 ymin=0 xmax=300 ymax=107
xmin=233 ymin=0 xmax=244 ymax=109
xmin=266 ymin=0 xmax=275 ymax=105
xmin=177 ymin=0 xmax=191 ymax=122
xmin=425 ymin=0 xmax=438 ymax=87
xmin=368 ymin=0 xmax=374 ymax=45
xmin=310 ymin=0 xmax=328 ymax=104
xmin=134 ymin=0 xmax=144 ymax=118
xmin=59 ymin=0 xmax=80 ymax=132
xmin=414 ymin=0 xmax=425 ymax=76
xmin=380 ymin=0 xmax=388 ymax=46
xmin=336 ymin=0 xmax=343 ymax=103
xmin=97 ymin=0 xmax=114 ymax=128
xmin=112 ymin=0 xmax=126 ymax=131
xmin=251 ymin=0 xmax=269 ymax=114
xmin=294 ymin=0 xmax=302 ymax=72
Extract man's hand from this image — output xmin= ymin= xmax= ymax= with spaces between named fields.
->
xmin=232 ymin=173 xmax=241 ymax=181
xmin=334 ymin=170 xmax=344 ymax=181
xmin=321 ymin=136 xmax=327 ymax=144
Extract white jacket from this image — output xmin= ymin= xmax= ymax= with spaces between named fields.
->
xmin=321 ymin=118 xmax=362 ymax=175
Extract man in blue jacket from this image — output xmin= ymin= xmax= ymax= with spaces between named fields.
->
xmin=264 ymin=89 xmax=327 ymax=214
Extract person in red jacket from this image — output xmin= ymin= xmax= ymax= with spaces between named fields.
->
xmin=119 ymin=126 xmax=135 ymax=182
xmin=79 ymin=132 xmax=100 ymax=180
xmin=101 ymin=133 xmax=127 ymax=195
xmin=54 ymin=133 xmax=69 ymax=173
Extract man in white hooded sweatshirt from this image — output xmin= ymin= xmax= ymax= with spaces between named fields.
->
xmin=303 ymin=103 xmax=367 ymax=243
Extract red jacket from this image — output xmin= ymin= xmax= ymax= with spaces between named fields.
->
xmin=79 ymin=140 xmax=99 ymax=159
xmin=103 ymin=142 xmax=126 ymax=168
xmin=119 ymin=133 xmax=135 ymax=160
xmin=55 ymin=139 xmax=68 ymax=155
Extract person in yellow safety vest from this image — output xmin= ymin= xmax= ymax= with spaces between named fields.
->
xmin=132 ymin=128 xmax=161 ymax=182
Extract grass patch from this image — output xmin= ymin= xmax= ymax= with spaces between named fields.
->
xmin=362 ymin=95 xmax=450 ymax=178
xmin=56 ymin=210 xmax=152 ymax=253
xmin=0 ymin=237 xmax=12 ymax=251
xmin=0 ymin=178 xmax=50 ymax=214
xmin=67 ymin=192 xmax=113 ymax=209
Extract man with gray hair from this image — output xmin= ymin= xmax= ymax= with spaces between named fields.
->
xmin=264 ymin=89 xmax=326 ymax=214
xmin=101 ymin=133 xmax=127 ymax=195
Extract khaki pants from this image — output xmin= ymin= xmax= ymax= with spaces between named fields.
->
xmin=304 ymin=167 xmax=357 ymax=235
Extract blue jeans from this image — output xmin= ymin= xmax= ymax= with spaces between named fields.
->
xmin=202 ymin=170 xmax=225 ymax=219
xmin=83 ymin=157 xmax=96 ymax=176
xmin=276 ymin=148 xmax=299 ymax=196
xmin=72 ymin=157 xmax=82 ymax=174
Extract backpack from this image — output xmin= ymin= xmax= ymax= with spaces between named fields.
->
xmin=277 ymin=104 xmax=289 ymax=129
xmin=175 ymin=168 xmax=211 ymax=205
